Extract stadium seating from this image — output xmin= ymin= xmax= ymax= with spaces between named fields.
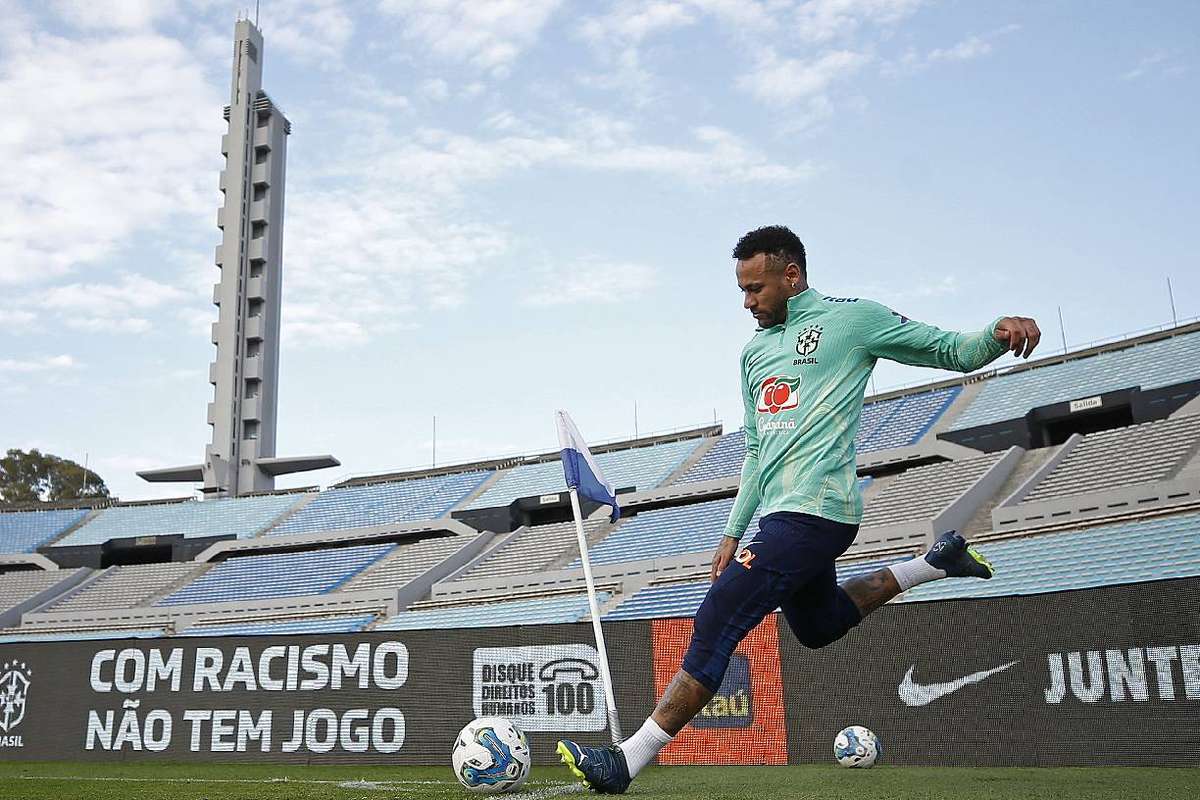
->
xmin=567 ymin=498 xmax=762 ymax=568
xmin=676 ymin=431 xmax=746 ymax=483
xmin=180 ymin=614 xmax=376 ymax=637
xmin=0 ymin=628 xmax=164 ymax=644
xmin=338 ymin=535 xmax=478 ymax=591
xmin=0 ymin=508 xmax=88 ymax=553
xmin=269 ymin=471 xmax=489 ymax=536
xmin=903 ymin=511 xmax=1200 ymax=601
xmin=859 ymin=453 xmax=1003 ymax=528
xmin=675 ymin=390 xmax=959 ymax=487
xmin=603 ymin=556 xmax=905 ymax=621
xmin=49 ymin=562 xmax=199 ymax=612
xmin=455 ymin=519 xmax=606 ymax=582
xmin=154 ymin=542 xmax=395 ymax=605
xmin=855 ymin=387 xmax=961 ymax=452
xmin=950 ymin=329 xmax=1200 ymax=430
xmin=54 ymin=493 xmax=305 ymax=547
xmin=1020 ymin=414 xmax=1200 ymax=503
xmin=466 ymin=438 xmax=701 ymax=510
xmin=0 ymin=570 xmax=74 ymax=613
xmin=376 ymin=592 xmax=609 ymax=631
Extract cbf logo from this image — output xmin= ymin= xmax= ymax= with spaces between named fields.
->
xmin=795 ymin=325 xmax=822 ymax=357
xmin=0 ymin=660 xmax=31 ymax=747
xmin=757 ymin=376 xmax=801 ymax=414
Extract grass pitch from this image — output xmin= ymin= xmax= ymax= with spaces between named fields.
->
xmin=0 ymin=761 xmax=1195 ymax=799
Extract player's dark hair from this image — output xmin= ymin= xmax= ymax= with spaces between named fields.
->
xmin=733 ymin=225 xmax=806 ymax=275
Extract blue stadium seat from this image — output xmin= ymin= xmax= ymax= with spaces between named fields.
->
xmin=568 ymin=498 xmax=760 ymax=568
xmin=54 ymin=494 xmax=304 ymax=547
xmin=154 ymin=542 xmax=394 ymax=605
xmin=902 ymin=512 xmax=1200 ymax=601
xmin=270 ymin=471 xmax=489 ymax=536
xmin=677 ymin=431 xmax=746 ymax=483
xmin=180 ymin=614 xmax=376 ymax=637
xmin=676 ymin=389 xmax=959 ymax=487
xmin=467 ymin=438 xmax=702 ymax=510
xmin=376 ymin=592 xmax=609 ymax=631
xmin=603 ymin=557 xmax=903 ymax=620
xmin=950 ymin=330 xmax=1200 ymax=430
xmin=0 ymin=508 xmax=88 ymax=553
xmin=0 ymin=628 xmax=163 ymax=644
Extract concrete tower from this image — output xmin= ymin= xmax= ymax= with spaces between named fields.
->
xmin=140 ymin=19 xmax=336 ymax=497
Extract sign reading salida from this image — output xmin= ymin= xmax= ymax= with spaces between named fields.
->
xmin=84 ymin=642 xmax=407 ymax=754
xmin=473 ymin=644 xmax=604 ymax=732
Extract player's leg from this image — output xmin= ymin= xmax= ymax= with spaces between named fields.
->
xmin=558 ymin=514 xmax=808 ymax=793
xmin=799 ymin=529 xmax=996 ymax=627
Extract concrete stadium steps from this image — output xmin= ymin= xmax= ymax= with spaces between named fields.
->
xmin=1020 ymin=415 xmax=1200 ymax=504
xmin=53 ymin=493 xmax=306 ymax=547
xmin=454 ymin=519 xmax=606 ymax=582
xmin=859 ymin=452 xmax=1005 ymax=529
xmin=903 ymin=510 xmax=1200 ymax=602
xmin=338 ymin=535 xmax=479 ymax=592
xmin=950 ymin=328 xmax=1200 ymax=431
xmin=0 ymin=570 xmax=81 ymax=614
xmin=47 ymin=562 xmax=202 ymax=613
xmin=960 ymin=448 xmax=1056 ymax=539
xmin=0 ymin=508 xmax=91 ymax=554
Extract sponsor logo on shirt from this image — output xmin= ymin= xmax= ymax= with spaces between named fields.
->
xmin=756 ymin=376 xmax=801 ymax=414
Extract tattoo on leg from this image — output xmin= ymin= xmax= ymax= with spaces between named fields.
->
xmin=842 ymin=568 xmax=902 ymax=617
xmin=651 ymin=670 xmax=714 ymax=736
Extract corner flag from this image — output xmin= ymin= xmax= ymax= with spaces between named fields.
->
xmin=556 ymin=410 xmax=620 ymax=523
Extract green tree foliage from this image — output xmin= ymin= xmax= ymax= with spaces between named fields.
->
xmin=0 ymin=449 xmax=110 ymax=504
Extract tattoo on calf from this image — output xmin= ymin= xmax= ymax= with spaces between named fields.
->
xmin=842 ymin=568 xmax=901 ymax=616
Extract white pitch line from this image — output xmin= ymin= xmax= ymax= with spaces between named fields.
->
xmin=16 ymin=774 xmax=579 ymax=790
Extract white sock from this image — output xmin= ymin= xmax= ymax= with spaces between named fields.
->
xmin=620 ymin=717 xmax=673 ymax=777
xmin=888 ymin=555 xmax=946 ymax=591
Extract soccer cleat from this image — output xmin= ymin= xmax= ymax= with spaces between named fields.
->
xmin=925 ymin=530 xmax=994 ymax=579
xmin=556 ymin=739 xmax=632 ymax=794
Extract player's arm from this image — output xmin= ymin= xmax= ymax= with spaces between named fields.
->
xmin=712 ymin=350 xmax=762 ymax=581
xmin=857 ymin=299 xmax=1040 ymax=372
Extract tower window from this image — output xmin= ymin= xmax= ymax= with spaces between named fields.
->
xmin=251 ymin=221 xmax=266 ymax=239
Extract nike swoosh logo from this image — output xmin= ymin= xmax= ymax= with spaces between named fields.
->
xmin=897 ymin=661 xmax=1019 ymax=707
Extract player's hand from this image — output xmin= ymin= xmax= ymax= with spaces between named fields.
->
xmin=993 ymin=316 xmax=1041 ymax=359
xmin=711 ymin=536 xmax=739 ymax=582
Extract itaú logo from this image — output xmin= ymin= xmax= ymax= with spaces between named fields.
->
xmin=756 ymin=376 xmax=801 ymax=414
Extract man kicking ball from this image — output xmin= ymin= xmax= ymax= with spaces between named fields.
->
xmin=558 ymin=225 xmax=1041 ymax=793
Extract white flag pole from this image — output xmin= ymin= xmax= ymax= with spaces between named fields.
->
xmin=568 ymin=486 xmax=623 ymax=743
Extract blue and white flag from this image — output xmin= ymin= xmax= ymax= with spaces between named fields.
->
xmin=556 ymin=410 xmax=620 ymax=522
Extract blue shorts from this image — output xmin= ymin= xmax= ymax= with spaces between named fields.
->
xmin=681 ymin=511 xmax=863 ymax=693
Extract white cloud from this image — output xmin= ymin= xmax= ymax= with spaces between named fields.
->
xmin=35 ymin=273 xmax=186 ymax=335
xmin=1122 ymin=50 xmax=1187 ymax=81
xmin=793 ymin=0 xmax=925 ymax=43
xmin=265 ymin=0 xmax=355 ymax=65
xmin=739 ymin=49 xmax=871 ymax=104
xmin=887 ymin=24 xmax=1020 ymax=74
xmin=419 ymin=78 xmax=450 ymax=101
xmin=51 ymin=0 xmax=180 ymax=31
xmin=524 ymin=261 xmax=658 ymax=306
xmin=0 ymin=354 xmax=78 ymax=372
xmin=378 ymin=0 xmax=563 ymax=76
xmin=66 ymin=316 xmax=153 ymax=333
xmin=0 ymin=16 xmax=222 ymax=285
xmin=0 ymin=309 xmax=37 ymax=328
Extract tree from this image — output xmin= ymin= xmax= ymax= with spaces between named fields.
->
xmin=0 ymin=449 xmax=110 ymax=504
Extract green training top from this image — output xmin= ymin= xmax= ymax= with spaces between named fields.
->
xmin=724 ymin=287 xmax=1008 ymax=538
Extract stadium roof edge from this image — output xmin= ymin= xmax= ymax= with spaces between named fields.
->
xmin=333 ymin=422 xmax=724 ymax=489
xmin=865 ymin=318 xmax=1200 ymax=406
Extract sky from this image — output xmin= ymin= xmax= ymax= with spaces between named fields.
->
xmin=1 ymin=0 xmax=1197 ymax=502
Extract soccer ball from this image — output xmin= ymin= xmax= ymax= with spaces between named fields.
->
xmin=833 ymin=725 xmax=880 ymax=768
xmin=451 ymin=717 xmax=532 ymax=793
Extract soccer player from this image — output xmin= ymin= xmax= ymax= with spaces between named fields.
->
xmin=558 ymin=225 xmax=1041 ymax=793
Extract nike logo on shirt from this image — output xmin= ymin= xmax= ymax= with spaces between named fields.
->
xmin=897 ymin=661 xmax=1019 ymax=707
